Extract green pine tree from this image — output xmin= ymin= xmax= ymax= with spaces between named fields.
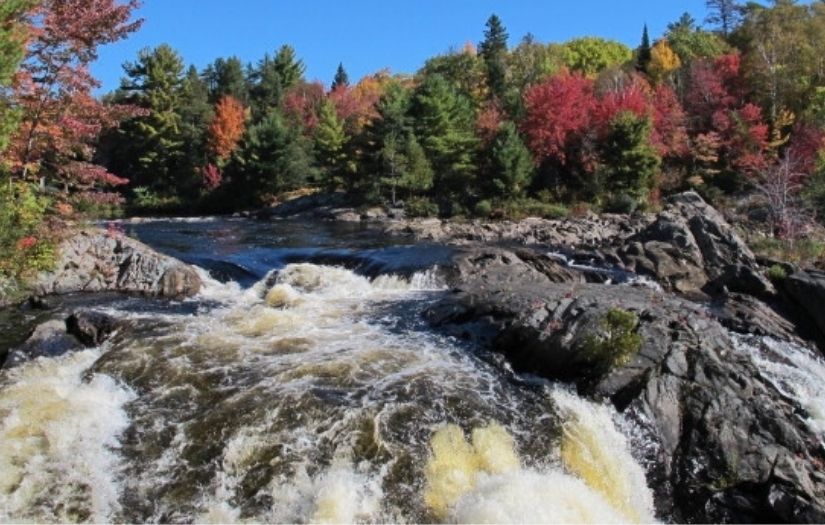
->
xmin=331 ymin=62 xmax=349 ymax=90
xmin=637 ymin=24 xmax=652 ymax=72
xmin=489 ymin=121 xmax=534 ymax=199
xmin=364 ymin=82 xmax=413 ymax=201
xmin=479 ymin=14 xmax=509 ymax=100
xmin=116 ymin=44 xmax=187 ymax=194
xmin=231 ymin=110 xmax=317 ymax=200
xmin=272 ymin=45 xmax=305 ymax=90
xmin=598 ymin=111 xmax=661 ymax=203
xmin=411 ymin=74 xmax=479 ymax=209
xmin=315 ymin=99 xmax=348 ymax=189
xmin=178 ymin=65 xmax=213 ymax=190
xmin=203 ymin=56 xmax=248 ymax=103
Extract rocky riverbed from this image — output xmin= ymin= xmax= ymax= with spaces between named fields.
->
xmin=2 ymin=191 xmax=825 ymax=523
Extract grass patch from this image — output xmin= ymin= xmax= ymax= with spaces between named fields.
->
xmin=749 ymin=236 xmax=825 ymax=266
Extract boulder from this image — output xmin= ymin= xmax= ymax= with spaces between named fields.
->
xmin=782 ymin=270 xmax=825 ymax=339
xmin=33 ymin=228 xmax=202 ymax=299
xmin=425 ymin=278 xmax=825 ymax=522
xmin=66 ymin=310 xmax=123 ymax=347
xmin=439 ymin=247 xmax=583 ymax=290
xmin=618 ymin=192 xmax=774 ymax=297
xmin=3 ymin=319 xmax=81 ymax=368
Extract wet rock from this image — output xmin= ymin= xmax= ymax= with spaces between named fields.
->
xmin=425 ymin=279 xmax=825 ymax=523
xmin=3 ymin=319 xmax=81 ymax=368
xmin=33 ymin=228 xmax=202 ymax=299
xmin=782 ymin=270 xmax=825 ymax=339
xmin=618 ymin=191 xmax=774 ymax=298
xmin=65 ymin=310 xmax=123 ymax=347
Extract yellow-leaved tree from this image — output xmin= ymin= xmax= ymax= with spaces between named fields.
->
xmin=647 ymin=39 xmax=681 ymax=84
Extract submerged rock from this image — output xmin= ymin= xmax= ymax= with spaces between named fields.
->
xmin=3 ymin=319 xmax=81 ymax=368
xmin=33 ymin=228 xmax=202 ymax=299
xmin=66 ymin=310 xmax=123 ymax=347
xmin=3 ymin=309 xmax=126 ymax=368
xmin=426 ymin=263 xmax=825 ymax=522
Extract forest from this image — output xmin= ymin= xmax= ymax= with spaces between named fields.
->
xmin=3 ymin=0 xmax=825 ymax=290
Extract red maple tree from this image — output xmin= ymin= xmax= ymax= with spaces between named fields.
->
xmin=5 ymin=0 xmax=143 ymax=202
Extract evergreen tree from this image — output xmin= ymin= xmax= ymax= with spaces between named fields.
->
xmin=248 ymin=53 xmax=284 ymax=120
xmin=177 ymin=65 xmax=213 ymax=190
xmin=272 ymin=45 xmax=305 ymax=90
xmin=488 ymin=121 xmax=534 ymax=199
xmin=230 ymin=110 xmax=317 ymax=199
xmin=411 ymin=74 xmax=479 ymax=207
xmin=598 ymin=111 xmax=661 ymax=202
xmin=479 ymin=14 xmax=509 ymax=100
xmin=203 ymin=56 xmax=248 ymax=103
xmin=399 ymin=133 xmax=434 ymax=197
xmin=115 ymin=44 xmax=186 ymax=193
xmin=363 ymin=82 xmax=413 ymax=201
xmin=314 ymin=99 xmax=348 ymax=189
xmin=332 ymin=62 xmax=349 ymax=90
xmin=637 ymin=24 xmax=652 ymax=72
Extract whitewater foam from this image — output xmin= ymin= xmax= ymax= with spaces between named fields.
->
xmin=0 ymin=349 xmax=134 ymax=523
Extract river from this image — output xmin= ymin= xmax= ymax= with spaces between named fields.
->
xmin=0 ymin=218 xmax=680 ymax=523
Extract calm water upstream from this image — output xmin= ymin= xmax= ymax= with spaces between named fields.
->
xmin=0 ymin=218 xmax=661 ymax=523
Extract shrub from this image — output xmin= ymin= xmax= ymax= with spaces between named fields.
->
xmin=0 ymin=180 xmax=56 ymax=286
xmin=498 ymin=198 xmax=568 ymax=220
xmin=581 ymin=307 xmax=643 ymax=375
xmin=604 ymin=193 xmax=638 ymax=214
xmin=405 ymin=196 xmax=439 ymax=217
xmin=766 ymin=264 xmax=788 ymax=282
xmin=129 ymin=187 xmax=183 ymax=215
xmin=474 ymin=199 xmax=493 ymax=218
xmin=750 ymin=236 xmax=825 ymax=266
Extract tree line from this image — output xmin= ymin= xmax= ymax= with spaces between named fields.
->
xmin=3 ymin=0 xmax=825 ymax=286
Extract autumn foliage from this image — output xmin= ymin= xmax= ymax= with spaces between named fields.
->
xmin=3 ymin=0 xmax=142 ymax=201
xmin=207 ymin=95 xmax=246 ymax=161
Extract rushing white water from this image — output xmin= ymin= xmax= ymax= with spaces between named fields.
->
xmin=0 ymin=262 xmax=657 ymax=523
xmin=424 ymin=389 xmax=656 ymax=524
xmin=733 ymin=334 xmax=825 ymax=439
xmin=0 ymin=348 xmax=135 ymax=523
xmin=546 ymin=251 xmax=664 ymax=291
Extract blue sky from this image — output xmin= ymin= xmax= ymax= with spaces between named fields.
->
xmin=91 ymin=1 xmax=711 ymax=93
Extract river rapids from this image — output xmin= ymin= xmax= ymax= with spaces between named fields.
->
xmin=1 ymin=218 xmax=823 ymax=523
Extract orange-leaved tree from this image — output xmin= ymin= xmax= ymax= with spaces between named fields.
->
xmin=207 ymin=95 xmax=246 ymax=162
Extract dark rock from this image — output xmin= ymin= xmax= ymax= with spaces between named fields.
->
xmin=782 ymin=270 xmax=825 ymax=339
xmin=3 ymin=319 xmax=81 ymax=368
xmin=439 ymin=247 xmax=583 ymax=290
xmin=619 ymin=191 xmax=774 ymax=297
xmin=21 ymin=295 xmax=54 ymax=311
xmin=32 ymin=228 xmax=202 ymax=299
xmin=66 ymin=310 xmax=123 ymax=347
xmin=425 ymin=278 xmax=825 ymax=522
xmin=710 ymin=293 xmax=805 ymax=343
